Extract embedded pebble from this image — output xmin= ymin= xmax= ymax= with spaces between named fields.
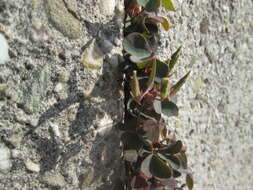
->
xmin=45 ymin=0 xmax=82 ymax=39
xmin=0 ymin=33 xmax=10 ymax=64
xmin=25 ymin=159 xmax=40 ymax=173
xmin=7 ymin=135 xmax=23 ymax=148
xmin=192 ymin=77 xmax=204 ymax=93
xmin=81 ymin=40 xmax=104 ymax=69
xmin=54 ymin=83 xmax=64 ymax=93
xmin=5 ymin=88 xmax=18 ymax=102
xmin=0 ymin=144 xmax=12 ymax=174
xmin=15 ymin=111 xmax=38 ymax=127
xmin=58 ymin=70 xmax=70 ymax=83
xmin=11 ymin=150 xmax=21 ymax=158
xmin=0 ymin=84 xmax=8 ymax=94
xmin=81 ymin=168 xmax=95 ymax=188
xmin=99 ymin=0 xmax=116 ymax=16
xmin=42 ymin=172 xmax=66 ymax=187
xmin=50 ymin=123 xmax=61 ymax=137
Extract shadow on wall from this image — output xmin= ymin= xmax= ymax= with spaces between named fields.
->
xmin=23 ymin=20 xmax=124 ymax=189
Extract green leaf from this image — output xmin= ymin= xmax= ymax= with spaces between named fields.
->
xmin=160 ymin=17 xmax=170 ymax=31
xmin=139 ymin=136 xmax=153 ymax=151
xmin=135 ymin=61 xmax=150 ymax=69
xmin=168 ymin=46 xmax=182 ymax=74
xmin=150 ymin=155 xmax=172 ymax=179
xmin=159 ymin=140 xmax=183 ymax=155
xmin=186 ymin=174 xmax=194 ymax=190
xmin=170 ymin=71 xmax=191 ymax=96
xmin=130 ymin=70 xmax=141 ymax=99
xmin=178 ymin=152 xmax=188 ymax=169
xmin=162 ymin=0 xmax=176 ymax=11
xmin=123 ymin=33 xmax=153 ymax=63
xmin=160 ymin=78 xmax=170 ymax=99
xmin=121 ymin=132 xmax=143 ymax=151
xmin=166 ymin=155 xmax=181 ymax=169
xmin=144 ymin=14 xmax=170 ymax=32
xmin=113 ymin=178 xmax=125 ymax=190
xmin=161 ymin=100 xmax=179 ymax=117
xmin=138 ymin=0 xmax=161 ymax=11
xmin=156 ymin=60 xmax=169 ymax=80
xmin=147 ymin=60 xmax=157 ymax=89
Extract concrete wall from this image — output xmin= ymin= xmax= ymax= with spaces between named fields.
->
xmin=0 ymin=0 xmax=252 ymax=189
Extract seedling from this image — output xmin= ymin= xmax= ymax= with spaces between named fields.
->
xmin=115 ymin=1 xmax=193 ymax=190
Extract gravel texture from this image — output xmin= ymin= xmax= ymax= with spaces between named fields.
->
xmin=0 ymin=0 xmax=252 ymax=190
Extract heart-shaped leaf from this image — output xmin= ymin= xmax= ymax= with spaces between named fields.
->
xmin=186 ymin=174 xmax=194 ymax=190
xmin=121 ymin=132 xmax=143 ymax=150
xmin=140 ymin=136 xmax=153 ymax=151
xmin=178 ymin=152 xmax=188 ymax=169
xmin=159 ymin=140 xmax=183 ymax=155
xmin=161 ymin=100 xmax=179 ymax=117
xmin=147 ymin=14 xmax=170 ymax=31
xmin=123 ymin=33 xmax=153 ymax=63
xmin=138 ymin=0 xmax=161 ymax=11
xmin=141 ymin=154 xmax=172 ymax=179
xmin=162 ymin=0 xmax=176 ymax=11
xmin=150 ymin=155 xmax=172 ymax=179
xmin=165 ymin=155 xmax=181 ymax=169
xmin=170 ymin=71 xmax=191 ymax=96
xmin=143 ymin=14 xmax=170 ymax=33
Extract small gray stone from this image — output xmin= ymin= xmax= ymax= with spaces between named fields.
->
xmin=42 ymin=172 xmax=66 ymax=187
xmin=11 ymin=150 xmax=21 ymax=158
xmin=99 ymin=0 xmax=116 ymax=16
xmin=45 ymin=0 xmax=82 ymax=39
xmin=81 ymin=168 xmax=95 ymax=189
xmin=7 ymin=135 xmax=23 ymax=148
xmin=0 ymin=144 xmax=12 ymax=174
xmin=200 ymin=17 xmax=209 ymax=34
xmin=54 ymin=83 xmax=64 ymax=93
xmin=0 ymin=84 xmax=8 ymax=93
xmin=25 ymin=159 xmax=40 ymax=173
xmin=58 ymin=70 xmax=70 ymax=83
xmin=0 ymin=33 xmax=10 ymax=64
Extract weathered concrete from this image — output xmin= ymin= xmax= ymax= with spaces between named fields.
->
xmin=0 ymin=0 xmax=252 ymax=189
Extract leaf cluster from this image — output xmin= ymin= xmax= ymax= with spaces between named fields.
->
xmin=116 ymin=1 xmax=193 ymax=190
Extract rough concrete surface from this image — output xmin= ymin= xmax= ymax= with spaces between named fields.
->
xmin=0 ymin=0 xmax=252 ymax=190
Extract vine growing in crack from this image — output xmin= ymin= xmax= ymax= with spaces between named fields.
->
xmin=114 ymin=0 xmax=194 ymax=190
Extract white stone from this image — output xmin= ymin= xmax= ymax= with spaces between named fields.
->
xmin=0 ymin=34 xmax=10 ymax=64
xmin=50 ymin=123 xmax=61 ymax=137
xmin=25 ymin=159 xmax=40 ymax=173
xmin=81 ymin=40 xmax=104 ymax=70
xmin=99 ymin=0 xmax=115 ymax=16
xmin=0 ymin=144 xmax=12 ymax=173
xmin=54 ymin=83 xmax=64 ymax=93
